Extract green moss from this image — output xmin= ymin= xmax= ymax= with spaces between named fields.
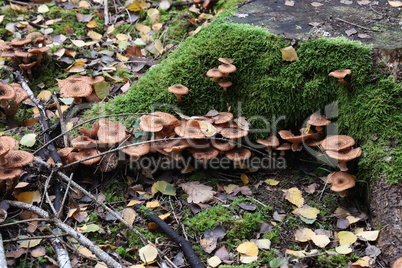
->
xmin=316 ymin=252 xmax=359 ymax=268
xmin=91 ymin=16 xmax=401 ymax=183
xmin=227 ymin=212 xmax=263 ymax=243
xmin=185 ymin=204 xmax=233 ymax=232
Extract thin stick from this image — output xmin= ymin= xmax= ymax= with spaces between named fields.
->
xmin=52 ymin=229 xmax=72 ymax=268
xmin=335 ymin=17 xmax=376 ymax=31
xmin=5 ymin=200 xmax=125 ymax=268
xmin=52 ymin=94 xmax=69 ymax=147
xmin=0 ymin=233 xmax=6 ymax=268
xmin=103 ymin=0 xmax=109 ymax=25
xmin=0 ymin=218 xmax=49 ymax=228
xmin=3 ymin=234 xmax=69 ymax=243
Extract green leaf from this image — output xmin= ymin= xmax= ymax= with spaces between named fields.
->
xmin=152 ymin=181 xmax=176 ymax=196
xmin=20 ymin=133 xmax=37 ymax=147
xmin=269 ymin=257 xmax=288 ymax=268
xmin=94 ymin=81 xmax=110 ymax=100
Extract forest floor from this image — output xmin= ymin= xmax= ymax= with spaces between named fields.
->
xmin=0 ymin=0 xmax=400 ymax=267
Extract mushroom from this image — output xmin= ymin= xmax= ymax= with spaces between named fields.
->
xmin=98 ymin=153 xmax=119 ymax=172
xmin=3 ymin=150 xmax=34 ymax=168
xmin=212 ymin=112 xmax=233 ymax=124
xmin=327 ymin=171 xmax=356 ymax=196
xmin=220 ymin=126 xmax=248 ymax=139
xmin=188 ymin=146 xmax=219 ymax=165
xmin=168 ymin=84 xmax=189 ymax=103
xmin=97 ymin=121 xmax=128 ymax=146
xmin=217 ymin=80 xmax=233 ymax=92
xmin=206 ymin=68 xmax=223 ymax=83
xmin=122 ymin=141 xmax=151 ymax=160
xmin=0 ymin=83 xmax=16 ymax=109
xmin=328 ymin=69 xmax=351 ymax=87
xmin=0 ymin=136 xmax=17 ymax=166
xmin=29 ymin=47 xmax=49 ymax=66
xmin=218 ymin=63 xmax=236 ymax=77
xmin=211 ymin=138 xmax=236 ymax=152
xmin=275 ymin=143 xmax=292 ymax=156
xmin=162 ymin=139 xmax=190 ymax=161
xmin=326 ymin=147 xmax=362 ymax=171
xmin=307 ymin=113 xmax=331 ymax=132
xmin=321 ymin=135 xmax=355 ymax=151
xmin=174 ymin=120 xmax=206 ymax=138
xmin=71 ymin=135 xmax=98 ymax=150
xmin=79 ymin=122 xmax=100 ymax=138
xmin=26 ymin=32 xmax=45 ymax=44
xmin=59 ymin=80 xmax=94 ymax=104
xmin=0 ymin=167 xmax=23 ymax=198
xmin=225 ymin=148 xmax=251 ymax=167
xmin=278 ymin=130 xmax=313 ymax=151
xmin=58 ymin=147 xmax=74 ymax=165
xmin=139 ymin=112 xmax=180 ymax=133
xmin=10 ymin=38 xmax=31 ymax=47
xmin=18 ymin=61 xmax=36 ymax=79
xmin=218 ymin=58 xmax=234 ymax=64
xmin=392 ymin=257 xmax=402 ymax=268
xmin=74 ymin=148 xmax=102 ymax=165
xmin=256 ymin=135 xmax=280 ymax=155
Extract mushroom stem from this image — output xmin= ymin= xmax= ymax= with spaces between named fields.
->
xmin=265 ymin=147 xmax=273 ymax=155
xmin=291 ymin=142 xmax=302 ymax=152
xmin=175 ymin=94 xmax=182 ymax=103
xmin=315 ymin=126 xmax=324 ymax=132
xmin=74 ymin=97 xmax=83 ymax=105
xmin=338 ymin=78 xmax=350 ymax=87
xmin=338 ymin=161 xmax=348 ymax=171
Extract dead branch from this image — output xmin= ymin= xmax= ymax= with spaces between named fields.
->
xmin=0 ymin=218 xmax=49 ymax=228
xmin=0 ymin=232 xmax=6 ymax=268
xmin=52 ymin=229 xmax=72 ymax=268
xmin=3 ymin=234 xmax=68 ymax=243
xmin=4 ymin=200 xmax=125 ymax=268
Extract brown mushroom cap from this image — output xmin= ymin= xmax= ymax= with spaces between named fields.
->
xmin=168 ymin=84 xmax=189 ymax=95
xmin=10 ymin=83 xmax=28 ymax=105
xmin=26 ymin=32 xmax=44 ymax=43
xmin=218 ymin=64 xmax=236 ymax=75
xmin=174 ymin=120 xmax=205 ymax=138
xmin=58 ymin=147 xmax=74 ymax=159
xmin=19 ymin=62 xmax=37 ymax=70
xmin=74 ymin=149 xmax=101 ymax=165
xmin=217 ymin=80 xmax=233 ymax=90
xmin=0 ymin=168 xmax=23 ymax=180
xmin=79 ymin=122 xmax=100 ymax=138
xmin=211 ymin=139 xmax=236 ymax=152
xmin=4 ymin=150 xmax=34 ymax=168
xmin=11 ymin=38 xmax=31 ymax=46
xmin=220 ymin=127 xmax=248 ymax=139
xmin=225 ymin=148 xmax=251 ymax=162
xmin=60 ymin=80 xmax=93 ymax=99
xmin=256 ymin=136 xmax=280 ymax=148
xmin=71 ymin=135 xmax=98 ymax=149
xmin=97 ymin=121 xmax=128 ymax=145
xmin=206 ymin=68 xmax=223 ymax=79
xmin=328 ymin=69 xmax=351 ymax=79
xmin=189 ymin=146 xmax=219 ymax=160
xmin=139 ymin=112 xmax=180 ymax=132
xmin=278 ymin=130 xmax=313 ymax=151
xmin=0 ymin=83 xmax=16 ymax=103
xmin=0 ymin=40 xmax=11 ymax=50
xmin=327 ymin=171 xmax=356 ymax=192
xmin=321 ymin=135 xmax=355 ymax=151
xmin=0 ymin=136 xmax=16 ymax=156
xmin=218 ymin=58 xmax=234 ymax=64
xmin=307 ymin=113 xmax=331 ymax=127
xmin=275 ymin=143 xmax=292 ymax=151
xmin=15 ymin=51 xmax=34 ymax=58
xmin=122 ymin=141 xmax=151 ymax=158
xmin=85 ymin=76 xmax=105 ymax=84
xmin=213 ymin=112 xmax=234 ymax=124
xmin=326 ymin=147 xmax=362 ymax=171
xmin=162 ymin=139 xmax=190 ymax=153
xmin=392 ymin=257 xmax=402 ymax=268
xmin=0 ymin=50 xmax=15 ymax=58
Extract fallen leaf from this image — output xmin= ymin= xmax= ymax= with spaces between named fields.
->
xmin=352 ymin=256 xmax=372 ymax=267
xmin=264 ymin=179 xmax=280 ymax=186
xmin=284 ymin=0 xmax=295 ymax=6
xmin=340 ymin=0 xmax=353 ymax=3
xmin=240 ymin=174 xmax=249 ymax=185
xmin=294 ymin=228 xmax=316 ymax=242
xmin=200 ymin=237 xmax=217 ymax=253
xmin=355 ymin=230 xmax=379 ymax=241
xmin=37 ymin=90 xmax=52 ymax=100
xmin=345 ymin=28 xmax=358 ymax=36
xmin=207 ymin=256 xmax=221 ymax=267
xmin=18 ymin=235 xmax=41 ymax=248
xmin=138 ymin=244 xmax=158 ymax=264
xmin=37 ymin=4 xmax=49 ymax=13
xmin=179 ymin=181 xmax=215 ymax=204
xmin=151 ymin=181 xmax=176 ymax=196
xmin=94 ymin=81 xmax=110 ymax=100
xmin=79 ymin=247 xmax=96 ymax=258
xmin=305 ymin=183 xmax=317 ymax=194
xmin=311 ymin=2 xmax=323 ymax=7
xmin=147 ymin=8 xmax=160 ymax=23
xmin=88 ymin=30 xmax=103 ymax=41
xmin=127 ymin=200 xmax=143 ymax=206
xmin=158 ymin=213 xmax=170 ymax=220
xmin=335 ymin=244 xmax=353 ymax=254
xmin=223 ymin=184 xmax=237 ymax=194
xmin=31 ymin=246 xmax=46 ymax=257
xmin=238 ymin=203 xmax=257 ymax=211
xmin=281 ymin=46 xmax=299 ymax=61
xmin=13 ymin=191 xmax=41 ymax=204
xmin=20 ymin=133 xmax=37 ymax=147
xmin=357 ymin=0 xmax=371 ymax=5
xmin=159 ymin=0 xmax=171 ymax=9
xmin=337 ymin=231 xmax=357 ymax=246
xmin=388 ymin=0 xmax=402 ymax=6
xmin=86 ymin=20 xmax=97 ymax=28
xmin=236 ymin=241 xmax=258 ymax=257
xmin=292 ymin=204 xmax=320 ymax=219
xmin=78 ymin=223 xmax=104 ymax=233
xmin=146 ymin=201 xmax=160 ymax=208
xmin=254 ymin=239 xmax=271 ymax=249
xmin=65 ymin=61 xmax=85 ymax=73
xmin=240 ymin=255 xmax=258 ymax=264
xmin=283 ymin=187 xmax=304 ymax=207
xmin=127 ymin=0 xmax=150 ymax=11
xmin=121 ymin=208 xmax=136 ymax=225
xmin=311 ymin=234 xmax=330 ymax=248
xmin=198 ymin=120 xmax=217 ymax=137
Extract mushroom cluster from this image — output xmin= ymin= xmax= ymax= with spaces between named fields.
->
xmin=0 ymin=82 xmax=28 ymax=118
xmin=0 ymin=32 xmax=53 ymax=78
xmin=0 ymin=136 xmax=34 ymax=198
xmin=58 ymin=75 xmax=105 ymax=104
xmin=206 ymin=58 xmax=236 ymax=92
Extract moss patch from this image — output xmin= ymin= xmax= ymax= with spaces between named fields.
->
xmin=95 ymin=16 xmax=401 ymax=183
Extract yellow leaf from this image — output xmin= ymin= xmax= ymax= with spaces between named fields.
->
xmin=283 ymin=187 xmax=304 ymax=207
xmin=117 ymin=53 xmax=129 ymax=62
xmin=146 ymin=201 xmax=160 ymax=208
xmin=198 ymin=120 xmax=216 ymax=137
xmin=79 ymin=247 xmax=96 ymax=258
xmin=78 ymin=0 xmax=91 ymax=8
xmin=66 ymin=122 xmax=74 ymax=131
xmin=13 ymin=191 xmax=41 ymax=204
xmin=236 ymin=242 xmax=258 ymax=257
xmin=152 ymin=23 xmax=163 ymax=31
xmin=138 ymin=244 xmax=158 ymax=264
xmin=98 ymin=244 xmax=118 ymax=249
xmin=335 ymin=244 xmax=353 ymax=254
xmin=127 ymin=200 xmax=143 ymax=206
xmin=311 ymin=234 xmax=330 ymax=248
xmin=37 ymin=90 xmax=52 ymax=101
xmin=292 ymin=204 xmax=320 ymax=219
xmin=281 ymin=46 xmax=299 ymax=61
xmin=147 ymin=8 xmax=160 ymax=23
xmin=70 ymin=40 xmax=87 ymax=48
xmin=240 ymin=255 xmax=258 ymax=264
xmin=388 ymin=1 xmax=402 ymax=7
xmin=346 ymin=215 xmax=360 ymax=224
xmin=207 ymin=256 xmax=221 ymax=267
xmin=86 ymin=20 xmax=97 ymax=28
xmin=126 ymin=0 xmax=150 ymax=11
xmin=158 ymin=213 xmax=170 ymax=220
xmin=55 ymin=105 xmax=69 ymax=118
xmin=337 ymin=231 xmax=357 ymax=246
xmin=352 ymin=256 xmax=372 ymax=267
xmin=65 ymin=61 xmax=85 ymax=73
xmin=355 ymin=230 xmax=379 ymax=241
xmin=135 ymin=23 xmax=151 ymax=34
xmin=294 ymin=228 xmax=316 ymax=242
xmin=264 ymin=179 xmax=280 ymax=186
xmin=223 ymin=184 xmax=237 ymax=194
xmin=32 ymin=107 xmax=39 ymax=115
xmin=240 ymin=174 xmax=249 ymax=185
xmin=37 ymin=4 xmax=49 ymax=13
xmin=18 ymin=236 xmax=41 ymax=248
xmin=94 ymin=81 xmax=110 ymax=99
xmin=88 ymin=30 xmax=103 ymax=41
xmin=121 ymin=208 xmax=136 ymax=225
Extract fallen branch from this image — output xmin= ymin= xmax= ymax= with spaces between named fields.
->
xmin=135 ymin=205 xmax=204 ymax=268
xmin=335 ymin=17 xmax=378 ymax=31
xmin=4 ymin=200 xmax=125 ymax=268
xmin=52 ymin=229 xmax=72 ymax=268
xmin=0 ymin=232 xmax=6 ymax=268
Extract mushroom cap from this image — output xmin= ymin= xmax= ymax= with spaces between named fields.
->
xmin=327 ymin=171 xmax=356 ymax=192
xmin=225 ymin=148 xmax=251 ymax=162
xmin=71 ymin=135 xmax=98 ymax=149
xmin=217 ymin=80 xmax=233 ymax=88
xmin=74 ymin=149 xmax=101 ymax=165
xmin=218 ymin=64 xmax=236 ymax=74
xmin=11 ymin=38 xmax=31 ymax=46
xmin=15 ymin=51 xmax=34 ymax=58
xmin=174 ymin=120 xmax=206 ymax=138
xmin=139 ymin=112 xmax=180 ymax=132
xmin=4 ymin=150 xmax=34 ymax=168
xmin=206 ymin=68 xmax=223 ymax=78
xmin=79 ymin=122 xmax=100 ymax=138
xmin=85 ymin=76 xmax=105 ymax=84
xmin=168 ymin=84 xmax=189 ymax=95
xmin=321 ymin=135 xmax=355 ymax=151
xmin=275 ymin=143 xmax=292 ymax=151
xmin=97 ymin=121 xmax=128 ymax=144
xmin=189 ymin=146 xmax=219 ymax=160
xmin=0 ymin=83 xmax=16 ymax=101
xmin=0 ymin=168 xmax=23 ymax=180
xmin=0 ymin=50 xmax=15 ymax=58
xmin=218 ymin=58 xmax=234 ymax=64
xmin=392 ymin=257 xmax=402 ymax=268
xmin=29 ymin=47 xmax=50 ymax=54
xmin=26 ymin=32 xmax=44 ymax=43
xmin=303 ymin=139 xmax=323 ymax=148
xmin=122 ymin=141 xmax=151 ymax=157
xmin=162 ymin=139 xmax=190 ymax=153
xmin=328 ymin=69 xmax=351 ymax=79
xmin=0 ymin=41 xmax=11 ymax=50
xmin=211 ymin=139 xmax=236 ymax=151
xmin=278 ymin=130 xmax=313 ymax=143
xmin=307 ymin=113 xmax=331 ymax=127
xmin=10 ymin=83 xmax=28 ymax=104
xmin=256 ymin=136 xmax=280 ymax=148
xmin=326 ymin=147 xmax=362 ymax=162
xmin=19 ymin=62 xmax=37 ymax=69
xmin=187 ymin=138 xmax=210 ymax=149
xmin=58 ymin=147 xmax=74 ymax=158
xmin=213 ymin=112 xmax=233 ymax=124
xmin=0 ymin=136 xmax=16 ymax=156
xmin=220 ymin=127 xmax=248 ymax=139
xmin=60 ymin=80 xmax=93 ymax=98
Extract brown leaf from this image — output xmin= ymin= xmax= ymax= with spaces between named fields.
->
xmin=126 ymin=45 xmax=143 ymax=58
xmin=179 ymin=181 xmax=215 ymax=204
xmin=200 ymin=237 xmax=217 ymax=253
